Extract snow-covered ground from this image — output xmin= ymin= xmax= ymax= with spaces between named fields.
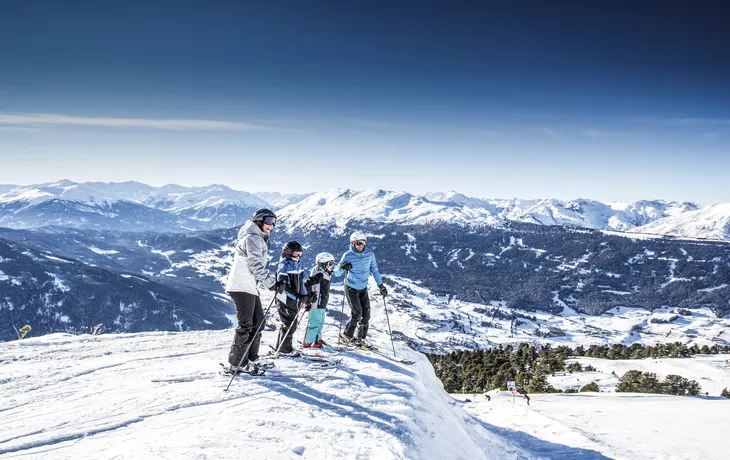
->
xmin=0 ymin=311 xmax=531 ymax=459
xmin=454 ymin=391 xmax=730 ymax=460
xmin=548 ymin=354 xmax=730 ymax=395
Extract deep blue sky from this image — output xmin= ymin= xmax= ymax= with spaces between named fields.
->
xmin=1 ymin=1 xmax=729 ymax=203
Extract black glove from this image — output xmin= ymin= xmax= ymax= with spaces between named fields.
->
xmin=340 ymin=261 xmax=353 ymax=271
xmin=378 ymin=284 xmax=388 ymax=297
xmin=304 ymin=303 xmax=313 ymax=312
xmin=275 ymin=280 xmax=286 ymax=294
xmin=304 ymin=272 xmax=323 ymax=288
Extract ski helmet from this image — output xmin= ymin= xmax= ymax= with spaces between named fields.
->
xmin=350 ymin=231 xmax=367 ymax=243
xmin=282 ymin=241 xmax=303 ymax=259
xmin=252 ymin=208 xmax=277 ymax=226
xmin=315 ymin=252 xmax=335 ymax=265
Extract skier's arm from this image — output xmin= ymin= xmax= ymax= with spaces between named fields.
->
xmin=245 ymin=236 xmax=276 ymax=289
xmin=332 ymin=253 xmax=348 ymax=277
xmin=370 ymin=253 xmax=383 ymax=286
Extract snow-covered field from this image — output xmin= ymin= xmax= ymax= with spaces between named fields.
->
xmin=0 ymin=317 xmax=531 ymax=459
xmin=454 ymin=391 xmax=730 ymax=460
xmin=548 ymin=354 xmax=730 ymax=395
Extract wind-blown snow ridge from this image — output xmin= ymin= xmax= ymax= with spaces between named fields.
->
xmin=0 ymin=324 xmax=532 ymax=459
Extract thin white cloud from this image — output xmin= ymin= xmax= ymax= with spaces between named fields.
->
xmin=530 ymin=127 xmax=562 ymax=138
xmin=0 ymin=126 xmax=37 ymax=132
xmin=639 ymin=117 xmax=730 ymax=127
xmin=0 ymin=113 xmax=280 ymax=132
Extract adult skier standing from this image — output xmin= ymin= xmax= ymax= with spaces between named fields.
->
xmin=224 ymin=208 xmax=278 ymax=374
xmin=334 ymin=231 xmax=388 ymax=345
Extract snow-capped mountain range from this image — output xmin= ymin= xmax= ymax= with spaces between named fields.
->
xmin=0 ymin=180 xmax=728 ymax=240
xmin=278 ymin=188 xmax=708 ymax=238
xmin=0 ymin=180 xmax=269 ymax=232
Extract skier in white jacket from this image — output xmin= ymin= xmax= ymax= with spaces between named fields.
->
xmin=225 ymin=208 xmax=278 ymax=373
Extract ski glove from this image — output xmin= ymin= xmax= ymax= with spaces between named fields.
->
xmin=274 ymin=280 xmax=287 ymax=294
xmin=340 ymin=261 xmax=353 ymax=271
xmin=305 ymin=272 xmax=323 ymax=288
xmin=378 ymin=284 xmax=388 ymax=297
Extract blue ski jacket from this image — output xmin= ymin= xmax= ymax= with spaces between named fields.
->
xmin=333 ymin=246 xmax=383 ymax=291
xmin=276 ymin=257 xmax=309 ymax=302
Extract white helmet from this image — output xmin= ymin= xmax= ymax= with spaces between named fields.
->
xmin=315 ymin=252 xmax=335 ymax=265
xmin=350 ymin=231 xmax=367 ymax=243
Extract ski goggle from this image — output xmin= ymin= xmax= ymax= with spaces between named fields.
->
xmin=262 ymin=216 xmax=276 ymax=226
xmin=353 ymin=240 xmax=366 ymax=247
xmin=291 ymin=251 xmax=303 ymax=258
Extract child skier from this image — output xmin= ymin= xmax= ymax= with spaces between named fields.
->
xmin=274 ymin=241 xmax=311 ymax=356
xmin=302 ymin=252 xmax=336 ymax=349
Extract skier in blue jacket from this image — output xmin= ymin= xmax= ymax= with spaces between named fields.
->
xmin=334 ymin=231 xmax=388 ymax=344
xmin=274 ymin=241 xmax=312 ymax=356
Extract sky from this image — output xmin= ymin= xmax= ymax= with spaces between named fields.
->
xmin=1 ymin=0 xmax=729 ymax=203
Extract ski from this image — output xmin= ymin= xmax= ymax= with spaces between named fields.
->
xmin=334 ymin=342 xmax=416 ymax=366
xmin=266 ymin=346 xmax=341 ymax=367
xmin=218 ymin=363 xmax=335 ymax=380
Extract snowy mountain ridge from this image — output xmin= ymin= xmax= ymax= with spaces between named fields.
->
xmin=279 ymin=188 xmax=705 ymax=236
xmin=629 ymin=203 xmax=730 ymax=242
xmin=0 ymin=180 xmax=270 ymax=232
xmin=1 ymin=181 xmax=727 ymax=240
xmin=0 ymin=179 xmax=269 ymax=210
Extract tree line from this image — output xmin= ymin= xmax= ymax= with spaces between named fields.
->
xmin=427 ymin=341 xmax=728 ymax=395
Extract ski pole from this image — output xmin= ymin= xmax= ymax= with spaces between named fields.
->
xmin=338 ymin=269 xmax=349 ymax=341
xmin=382 ymin=294 xmax=397 ymax=358
xmin=272 ymin=301 xmax=307 ymax=358
xmin=301 ymin=307 xmax=313 ymax=348
xmin=225 ymin=295 xmax=277 ymax=392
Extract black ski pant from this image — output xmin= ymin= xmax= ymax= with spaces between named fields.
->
xmin=228 ymin=292 xmax=264 ymax=367
xmin=276 ymin=296 xmax=301 ymax=353
xmin=344 ymin=286 xmax=370 ymax=340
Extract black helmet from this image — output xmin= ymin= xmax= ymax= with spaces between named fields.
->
xmin=282 ymin=241 xmax=303 ymax=259
xmin=252 ymin=208 xmax=277 ymax=226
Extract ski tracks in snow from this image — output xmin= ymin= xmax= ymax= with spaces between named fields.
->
xmin=0 ymin=330 xmax=531 ymax=459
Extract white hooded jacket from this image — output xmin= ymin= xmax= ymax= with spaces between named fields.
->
xmin=225 ymin=221 xmax=277 ymax=294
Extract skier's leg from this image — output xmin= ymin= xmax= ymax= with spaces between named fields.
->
xmin=247 ymin=294 xmax=264 ymax=360
xmin=304 ymin=308 xmax=320 ymax=345
xmin=313 ymin=308 xmax=326 ymax=341
xmin=276 ymin=298 xmax=298 ymax=353
xmin=356 ymin=289 xmax=371 ymax=339
xmin=228 ymin=292 xmax=256 ymax=367
xmin=343 ymin=287 xmax=362 ymax=338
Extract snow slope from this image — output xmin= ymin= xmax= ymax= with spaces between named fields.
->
xmin=456 ymin=391 xmax=730 ymax=460
xmin=0 ymin=315 xmax=531 ymax=459
xmin=561 ymin=354 xmax=730 ymax=395
xmin=631 ymin=203 xmax=730 ymax=241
